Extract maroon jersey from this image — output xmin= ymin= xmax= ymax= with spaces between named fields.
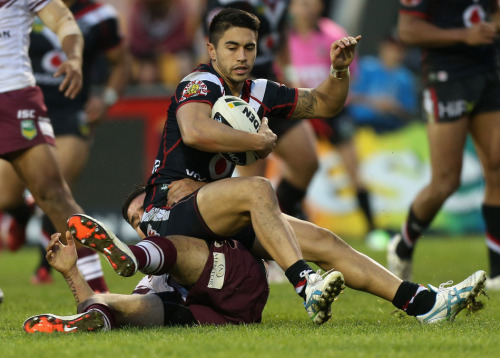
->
xmin=144 ymin=63 xmax=297 ymax=208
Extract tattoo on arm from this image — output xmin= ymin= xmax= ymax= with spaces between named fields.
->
xmin=65 ymin=276 xmax=80 ymax=304
xmin=292 ymin=90 xmax=317 ymax=119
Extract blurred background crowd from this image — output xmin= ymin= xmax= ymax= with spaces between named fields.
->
xmin=2 ymin=0 xmax=486 ymax=252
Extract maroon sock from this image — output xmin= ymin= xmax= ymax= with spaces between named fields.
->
xmin=128 ymin=236 xmax=177 ymax=275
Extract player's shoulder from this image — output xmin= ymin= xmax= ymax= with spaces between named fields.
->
xmin=72 ymin=0 xmax=118 ymax=22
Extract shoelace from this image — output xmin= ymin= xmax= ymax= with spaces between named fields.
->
xmin=438 ymin=280 xmax=454 ymax=290
xmin=305 ymin=269 xmax=336 ymax=284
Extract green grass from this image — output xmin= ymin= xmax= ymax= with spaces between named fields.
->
xmin=1 ymin=236 xmax=499 ymax=358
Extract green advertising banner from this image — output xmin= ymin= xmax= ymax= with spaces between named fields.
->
xmin=305 ymin=123 xmax=485 ymax=239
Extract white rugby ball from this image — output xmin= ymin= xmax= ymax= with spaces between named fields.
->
xmin=212 ymin=95 xmax=261 ymax=165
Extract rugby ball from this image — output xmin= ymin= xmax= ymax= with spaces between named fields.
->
xmin=212 ymin=95 xmax=261 ymax=165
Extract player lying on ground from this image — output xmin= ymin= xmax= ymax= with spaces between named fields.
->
xmin=25 ymin=216 xmax=486 ymax=334
xmin=24 ymin=231 xmax=270 ymax=333
xmin=30 ymin=176 xmax=487 ymax=331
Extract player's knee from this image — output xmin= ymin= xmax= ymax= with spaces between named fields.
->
xmin=33 ymin=182 xmax=70 ymax=206
xmin=431 ymin=173 xmax=461 ymax=198
xmin=77 ymin=295 xmax=107 ymax=313
xmin=245 ymin=176 xmax=275 ymax=198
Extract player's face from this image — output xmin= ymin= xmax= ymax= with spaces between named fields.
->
xmin=208 ymin=26 xmax=257 ymax=91
xmin=127 ymin=192 xmax=146 ymax=239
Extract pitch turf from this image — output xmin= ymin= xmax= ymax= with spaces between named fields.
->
xmin=1 ymin=236 xmax=499 ymax=358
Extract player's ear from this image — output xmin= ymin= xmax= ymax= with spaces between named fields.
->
xmin=207 ymin=42 xmax=217 ymax=61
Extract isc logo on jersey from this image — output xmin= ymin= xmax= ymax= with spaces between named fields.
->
xmin=212 ymin=95 xmax=262 ymax=166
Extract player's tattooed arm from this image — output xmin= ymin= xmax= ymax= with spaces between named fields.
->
xmin=291 ymin=90 xmax=318 ymax=119
xmin=64 ymin=276 xmax=80 ymax=304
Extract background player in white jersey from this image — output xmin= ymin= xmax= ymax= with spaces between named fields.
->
xmin=0 ymin=0 xmax=130 ymax=288
xmin=0 ymin=0 xmax=109 ymax=292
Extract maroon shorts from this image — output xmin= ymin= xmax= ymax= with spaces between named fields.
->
xmin=187 ymin=239 xmax=269 ymax=325
xmin=0 ymin=86 xmax=55 ymax=158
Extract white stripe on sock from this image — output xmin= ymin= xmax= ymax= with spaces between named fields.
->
xmin=136 ymin=240 xmax=165 ymax=274
xmin=77 ymin=254 xmax=104 ymax=281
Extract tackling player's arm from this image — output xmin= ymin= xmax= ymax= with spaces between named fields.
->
xmin=177 ymin=102 xmax=276 ymax=158
xmin=37 ymin=0 xmax=83 ymax=99
xmin=398 ymin=12 xmax=497 ymax=47
xmin=291 ymin=35 xmax=361 ymax=120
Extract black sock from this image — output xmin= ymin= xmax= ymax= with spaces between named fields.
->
xmin=7 ymin=202 xmax=33 ymax=227
xmin=37 ymin=244 xmax=51 ymax=270
xmin=396 ymin=207 xmax=431 ymax=259
xmin=482 ymin=204 xmax=500 ymax=278
xmin=284 ymin=260 xmax=314 ymax=300
xmin=356 ymin=189 xmax=375 ymax=231
xmin=392 ymin=281 xmax=436 ymax=316
xmin=276 ymin=179 xmax=307 ymax=219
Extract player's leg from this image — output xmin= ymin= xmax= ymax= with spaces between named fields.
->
xmin=32 ymin=135 xmax=90 ymax=283
xmin=251 ymin=215 xmax=486 ymax=323
xmin=469 ymin=109 xmax=500 ymax=290
xmin=23 ymin=293 xmax=180 ymax=333
xmin=0 ymin=159 xmax=32 ymax=251
xmin=387 ymin=116 xmax=469 ymax=281
xmin=196 ymin=177 xmax=344 ymax=324
xmin=273 ymin=121 xmax=318 ymax=218
xmin=9 ymin=144 xmax=82 ymax=237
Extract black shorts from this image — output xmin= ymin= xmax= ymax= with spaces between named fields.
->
xmin=423 ymin=72 xmax=500 ymax=123
xmin=268 ymin=116 xmax=302 ymax=138
xmin=140 ymin=189 xmax=256 ymax=250
xmin=48 ymin=106 xmax=90 ymax=139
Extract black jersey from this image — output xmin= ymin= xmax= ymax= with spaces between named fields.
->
xmin=29 ymin=0 xmax=122 ymax=114
xmin=399 ymin=0 xmax=498 ymax=83
xmin=144 ymin=63 xmax=297 ymax=208
xmin=204 ymin=0 xmax=289 ymax=79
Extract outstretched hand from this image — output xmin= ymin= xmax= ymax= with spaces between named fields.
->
xmin=330 ymin=35 xmax=362 ymax=70
xmin=54 ymin=57 xmax=83 ymax=99
xmin=46 ymin=231 xmax=78 ymax=277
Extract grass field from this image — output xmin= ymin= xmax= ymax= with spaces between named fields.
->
xmin=1 ymin=235 xmax=499 ymax=358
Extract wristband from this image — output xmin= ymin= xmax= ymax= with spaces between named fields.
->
xmin=103 ymin=87 xmax=119 ymax=107
xmin=330 ymin=66 xmax=350 ymax=79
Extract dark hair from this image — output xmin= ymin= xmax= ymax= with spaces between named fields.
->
xmin=122 ymin=185 xmax=146 ymax=224
xmin=208 ymin=7 xmax=260 ymax=46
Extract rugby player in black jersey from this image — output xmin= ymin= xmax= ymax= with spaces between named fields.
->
xmin=68 ymin=8 xmax=486 ymax=325
xmin=204 ymin=0 xmax=318 ymax=220
xmin=387 ymin=0 xmax=500 ymax=292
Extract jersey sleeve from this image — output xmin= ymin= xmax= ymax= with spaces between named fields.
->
xmin=90 ymin=5 xmax=123 ymax=52
xmin=263 ymin=80 xmax=298 ymax=121
xmin=30 ymin=0 xmax=52 ymax=13
xmin=175 ymin=71 xmax=224 ymax=109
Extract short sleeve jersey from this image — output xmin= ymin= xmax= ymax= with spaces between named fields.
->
xmin=0 ymin=0 xmax=52 ymax=93
xmin=144 ymin=63 xmax=297 ymax=207
xmin=399 ymin=0 xmax=498 ymax=83
xmin=29 ymin=0 xmax=122 ymax=111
